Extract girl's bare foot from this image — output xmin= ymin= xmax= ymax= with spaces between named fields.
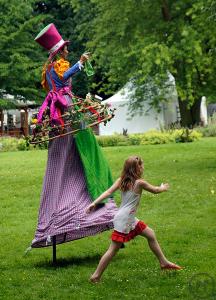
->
xmin=160 ymin=261 xmax=183 ymax=270
xmin=89 ymin=275 xmax=101 ymax=283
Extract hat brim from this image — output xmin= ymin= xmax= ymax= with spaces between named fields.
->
xmin=48 ymin=40 xmax=70 ymax=60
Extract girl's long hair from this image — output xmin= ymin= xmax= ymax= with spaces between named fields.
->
xmin=120 ymin=156 xmax=143 ymax=192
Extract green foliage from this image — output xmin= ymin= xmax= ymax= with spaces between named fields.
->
xmin=2 ymin=0 xmax=216 ymax=125
xmin=96 ymin=129 xmax=202 ymax=147
xmin=0 ymin=0 xmax=48 ymax=101
xmin=196 ymin=124 xmax=216 ymax=137
xmin=0 ymin=137 xmax=19 ymax=152
xmin=195 ymin=113 xmax=216 ymax=136
xmin=17 ymin=139 xmax=29 ymax=151
xmin=141 ymin=129 xmax=201 ymax=144
xmin=0 ymin=0 xmax=92 ymax=102
xmin=0 ymin=98 xmax=16 ymax=110
xmin=173 ymin=128 xmax=202 ymax=143
xmin=140 ymin=131 xmax=175 ymax=145
xmin=0 ymin=128 xmax=202 ymax=152
xmin=34 ymin=140 xmax=48 ymax=150
xmin=71 ymin=0 xmax=216 ymax=123
xmin=96 ymin=134 xmax=126 ymax=147
xmin=0 ymin=136 xmax=48 ymax=152
xmin=127 ymin=134 xmax=143 ymax=145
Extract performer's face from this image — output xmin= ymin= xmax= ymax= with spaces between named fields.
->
xmin=61 ymin=45 xmax=69 ymax=59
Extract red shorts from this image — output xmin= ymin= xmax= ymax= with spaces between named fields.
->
xmin=111 ymin=221 xmax=147 ymax=243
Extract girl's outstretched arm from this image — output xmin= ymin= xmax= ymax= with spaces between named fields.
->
xmin=138 ymin=179 xmax=169 ymax=194
xmin=86 ymin=178 xmax=121 ymax=213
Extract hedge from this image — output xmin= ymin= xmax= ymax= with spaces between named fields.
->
xmin=0 ymin=129 xmax=202 ymax=152
xmin=96 ymin=129 xmax=202 ymax=147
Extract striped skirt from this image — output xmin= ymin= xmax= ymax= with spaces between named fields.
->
xmin=31 ymin=132 xmax=117 ymax=248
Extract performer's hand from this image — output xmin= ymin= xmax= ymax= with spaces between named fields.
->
xmin=160 ymin=183 xmax=169 ymax=191
xmin=86 ymin=202 xmax=96 ymax=213
xmin=80 ymin=52 xmax=91 ymax=64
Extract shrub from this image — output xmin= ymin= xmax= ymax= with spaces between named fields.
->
xmin=128 ymin=134 xmax=142 ymax=145
xmin=0 ymin=128 xmax=202 ymax=152
xmin=195 ymin=113 xmax=216 ymax=137
xmin=140 ymin=130 xmax=175 ymax=145
xmin=0 ymin=137 xmax=19 ymax=152
xmin=172 ymin=129 xmax=202 ymax=143
xmin=0 ymin=136 xmax=47 ymax=152
xmin=34 ymin=140 xmax=49 ymax=150
xmin=96 ymin=129 xmax=201 ymax=147
xmin=96 ymin=135 xmax=127 ymax=147
xmin=196 ymin=124 xmax=216 ymax=137
xmin=17 ymin=139 xmax=29 ymax=151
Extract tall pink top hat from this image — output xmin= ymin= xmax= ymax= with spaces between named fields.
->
xmin=35 ymin=23 xmax=69 ymax=60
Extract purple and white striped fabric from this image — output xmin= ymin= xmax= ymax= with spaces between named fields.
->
xmin=31 ymin=134 xmax=118 ymax=248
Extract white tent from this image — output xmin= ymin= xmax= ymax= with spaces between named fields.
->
xmin=99 ymin=82 xmax=180 ymax=135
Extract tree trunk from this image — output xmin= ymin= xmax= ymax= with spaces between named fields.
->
xmin=178 ymin=97 xmax=201 ymax=127
xmin=161 ymin=0 xmax=171 ymax=21
xmin=191 ymin=98 xmax=202 ymax=125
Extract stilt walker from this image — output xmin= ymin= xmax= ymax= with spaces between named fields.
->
xmin=30 ymin=24 xmax=118 ymax=259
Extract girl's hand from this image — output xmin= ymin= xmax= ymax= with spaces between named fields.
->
xmin=160 ymin=183 xmax=169 ymax=191
xmin=86 ymin=203 xmax=96 ymax=214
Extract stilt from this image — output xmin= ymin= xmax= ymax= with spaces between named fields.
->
xmin=52 ymin=235 xmax=57 ymax=265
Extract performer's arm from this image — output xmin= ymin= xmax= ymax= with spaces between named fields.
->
xmin=63 ymin=62 xmax=83 ymax=80
xmin=63 ymin=53 xmax=90 ymax=80
xmin=86 ymin=178 xmax=121 ymax=213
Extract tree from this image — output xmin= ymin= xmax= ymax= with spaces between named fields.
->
xmin=0 ymin=0 xmax=92 ymax=102
xmin=71 ymin=0 xmax=216 ymax=126
xmin=0 ymin=0 xmax=48 ymax=102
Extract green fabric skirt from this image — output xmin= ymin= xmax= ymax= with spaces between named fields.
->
xmin=75 ymin=128 xmax=113 ymax=202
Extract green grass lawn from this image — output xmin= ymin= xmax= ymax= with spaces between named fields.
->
xmin=0 ymin=138 xmax=216 ymax=300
